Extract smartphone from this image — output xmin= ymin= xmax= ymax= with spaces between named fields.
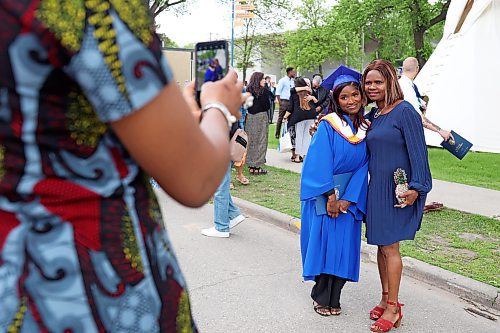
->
xmin=195 ymin=40 xmax=229 ymax=106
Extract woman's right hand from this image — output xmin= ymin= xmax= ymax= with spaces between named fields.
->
xmin=327 ymin=194 xmax=340 ymax=218
xmin=200 ymin=69 xmax=246 ymax=120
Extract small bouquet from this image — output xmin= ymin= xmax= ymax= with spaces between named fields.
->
xmin=393 ymin=168 xmax=408 ymax=205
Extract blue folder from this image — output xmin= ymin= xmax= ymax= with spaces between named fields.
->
xmin=315 ymin=172 xmax=353 ymax=215
xmin=440 ymin=130 xmax=473 ymax=160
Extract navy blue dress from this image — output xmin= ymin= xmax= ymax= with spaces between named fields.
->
xmin=366 ymin=101 xmax=432 ymax=245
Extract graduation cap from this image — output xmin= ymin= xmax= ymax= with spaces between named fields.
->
xmin=321 ymin=65 xmax=362 ymax=91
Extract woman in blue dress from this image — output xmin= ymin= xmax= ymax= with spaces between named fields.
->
xmin=300 ymin=66 xmax=369 ymax=316
xmin=362 ymin=60 xmax=432 ymax=332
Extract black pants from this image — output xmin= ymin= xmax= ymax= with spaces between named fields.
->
xmin=275 ymin=99 xmax=289 ymax=138
xmin=311 ymin=274 xmax=347 ymax=308
xmin=267 ymin=100 xmax=275 ymax=123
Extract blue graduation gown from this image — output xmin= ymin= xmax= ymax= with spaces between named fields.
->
xmin=300 ymin=117 xmax=368 ymax=282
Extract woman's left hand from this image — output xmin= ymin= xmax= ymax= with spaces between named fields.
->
xmin=183 ymin=81 xmax=202 ymax=121
xmin=395 ymin=189 xmax=419 ymax=207
xmin=338 ymin=200 xmax=351 ymax=213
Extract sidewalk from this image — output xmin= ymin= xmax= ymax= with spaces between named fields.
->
xmin=233 ymin=197 xmax=500 ymax=312
xmin=159 ymin=191 xmax=500 ymax=331
xmin=265 ymin=148 xmax=500 ymax=218
xmin=230 ymin=148 xmax=500 ymax=311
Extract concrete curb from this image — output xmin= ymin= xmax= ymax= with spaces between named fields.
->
xmin=233 ymin=196 xmax=500 ymax=312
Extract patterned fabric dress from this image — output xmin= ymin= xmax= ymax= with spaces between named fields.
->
xmin=0 ymin=1 xmax=196 ymax=332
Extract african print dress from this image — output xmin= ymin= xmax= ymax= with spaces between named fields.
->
xmin=0 ymin=1 xmax=196 ymax=332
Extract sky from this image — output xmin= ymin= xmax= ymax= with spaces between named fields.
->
xmin=156 ymin=0 xmax=336 ymax=47
xmin=157 ymin=0 xmax=232 ymax=47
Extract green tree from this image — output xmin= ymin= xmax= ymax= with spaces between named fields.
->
xmin=406 ymin=0 xmax=450 ymax=65
xmin=232 ymin=0 xmax=289 ymax=82
xmin=284 ymin=0 xmax=331 ymax=76
xmin=148 ymin=0 xmax=189 ymax=18
xmin=332 ymin=0 xmax=450 ymax=66
xmin=285 ymin=0 xmax=364 ymax=75
xmin=158 ymin=33 xmax=179 ymax=48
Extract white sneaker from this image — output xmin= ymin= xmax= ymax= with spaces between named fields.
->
xmin=229 ymin=215 xmax=246 ymax=229
xmin=201 ymin=227 xmax=229 ymax=238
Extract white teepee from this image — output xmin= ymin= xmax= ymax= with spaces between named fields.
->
xmin=415 ymin=0 xmax=500 ymax=153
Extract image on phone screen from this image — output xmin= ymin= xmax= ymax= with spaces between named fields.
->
xmin=195 ymin=41 xmax=228 ymax=96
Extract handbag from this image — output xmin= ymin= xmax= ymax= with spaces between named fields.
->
xmin=230 ymin=128 xmax=248 ymax=162
xmin=278 ymin=125 xmax=293 ymax=153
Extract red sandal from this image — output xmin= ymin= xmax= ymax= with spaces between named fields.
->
xmin=370 ymin=300 xmax=403 ymax=332
xmin=369 ymin=291 xmax=388 ymax=320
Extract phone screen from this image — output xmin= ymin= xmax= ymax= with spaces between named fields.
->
xmin=195 ymin=40 xmax=229 ymax=104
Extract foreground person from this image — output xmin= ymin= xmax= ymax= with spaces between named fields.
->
xmin=0 ymin=2 xmax=244 ymax=331
xmin=300 ymin=66 xmax=369 ymax=316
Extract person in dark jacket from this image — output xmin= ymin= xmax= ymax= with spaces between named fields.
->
xmin=265 ymin=75 xmax=276 ymax=123
xmin=312 ymin=75 xmax=330 ymax=113
xmin=285 ymin=77 xmax=318 ymax=163
xmin=246 ymin=72 xmax=271 ymax=174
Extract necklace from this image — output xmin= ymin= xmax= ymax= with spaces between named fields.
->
xmin=373 ymin=105 xmax=387 ymax=119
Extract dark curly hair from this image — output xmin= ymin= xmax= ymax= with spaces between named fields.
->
xmin=247 ymin=72 xmax=265 ymax=97
xmin=328 ymin=81 xmax=369 ymax=131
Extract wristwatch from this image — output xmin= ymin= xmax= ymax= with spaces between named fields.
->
xmin=202 ymin=102 xmax=237 ymax=128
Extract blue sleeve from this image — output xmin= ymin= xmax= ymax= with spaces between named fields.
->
xmin=300 ymin=122 xmax=336 ymax=200
xmin=342 ymin=160 xmax=368 ymax=218
xmin=204 ymin=69 xmax=212 ymax=82
xmin=400 ymin=105 xmax=432 ymax=195
xmin=63 ymin=6 xmax=173 ymax=123
xmin=276 ymin=79 xmax=284 ymax=96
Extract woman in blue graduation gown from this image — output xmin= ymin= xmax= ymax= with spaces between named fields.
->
xmin=300 ymin=66 xmax=369 ymax=316
xmin=362 ymin=60 xmax=432 ymax=332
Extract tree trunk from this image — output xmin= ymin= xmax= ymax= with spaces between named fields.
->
xmin=412 ymin=0 xmax=451 ymax=67
xmin=413 ymin=29 xmax=426 ymax=67
xmin=318 ymin=64 xmax=323 ymax=77
xmin=242 ymin=65 xmax=247 ymax=84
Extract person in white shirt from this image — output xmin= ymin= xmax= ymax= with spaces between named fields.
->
xmin=275 ymin=67 xmax=296 ymax=139
xmin=399 ymin=57 xmax=452 ymax=141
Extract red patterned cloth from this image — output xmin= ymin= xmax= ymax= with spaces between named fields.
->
xmin=0 ymin=1 xmax=196 ymax=331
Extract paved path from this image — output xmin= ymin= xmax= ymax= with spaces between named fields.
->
xmin=157 ymin=190 xmax=499 ymax=333
xmin=265 ymin=148 xmax=500 ymax=218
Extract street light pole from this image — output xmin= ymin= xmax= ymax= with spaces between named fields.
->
xmin=231 ymin=0 xmax=235 ymax=67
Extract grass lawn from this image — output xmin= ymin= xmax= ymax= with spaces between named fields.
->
xmin=427 ymin=147 xmax=500 ymax=190
xmin=231 ymin=165 xmax=500 ymax=287
xmin=268 ymin=124 xmax=500 ymax=190
xmin=268 ymin=123 xmax=279 ymax=150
